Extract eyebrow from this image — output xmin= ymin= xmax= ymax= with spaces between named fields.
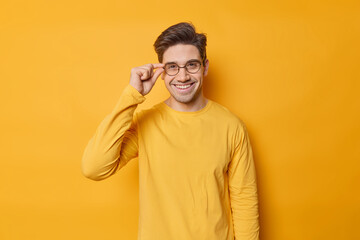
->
xmin=164 ymin=59 xmax=201 ymax=65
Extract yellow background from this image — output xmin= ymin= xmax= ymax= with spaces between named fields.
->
xmin=1 ymin=0 xmax=359 ymax=239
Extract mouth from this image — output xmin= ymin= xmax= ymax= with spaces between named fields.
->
xmin=171 ymin=82 xmax=196 ymax=93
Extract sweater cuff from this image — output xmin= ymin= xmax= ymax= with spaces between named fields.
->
xmin=111 ymin=84 xmax=146 ymax=114
xmin=123 ymin=84 xmax=146 ymax=103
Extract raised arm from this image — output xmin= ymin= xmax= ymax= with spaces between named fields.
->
xmin=81 ymin=63 xmax=164 ymax=181
xmin=81 ymin=84 xmax=144 ymax=181
xmin=228 ymin=122 xmax=260 ymax=239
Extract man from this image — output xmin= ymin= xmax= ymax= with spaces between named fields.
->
xmin=82 ymin=22 xmax=259 ymax=239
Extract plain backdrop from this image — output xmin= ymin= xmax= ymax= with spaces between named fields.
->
xmin=1 ymin=0 xmax=359 ymax=239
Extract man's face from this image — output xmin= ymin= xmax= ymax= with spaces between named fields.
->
xmin=161 ymin=44 xmax=209 ymax=104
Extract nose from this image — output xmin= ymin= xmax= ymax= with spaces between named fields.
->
xmin=176 ymin=67 xmax=191 ymax=82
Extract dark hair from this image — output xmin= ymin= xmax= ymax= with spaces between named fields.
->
xmin=154 ymin=22 xmax=207 ymax=64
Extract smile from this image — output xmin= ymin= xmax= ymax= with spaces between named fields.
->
xmin=174 ymin=84 xmax=192 ymax=89
xmin=173 ymin=82 xmax=195 ymax=93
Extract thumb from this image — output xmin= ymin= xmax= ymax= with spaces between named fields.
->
xmin=150 ymin=67 xmax=164 ymax=84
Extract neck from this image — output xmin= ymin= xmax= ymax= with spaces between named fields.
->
xmin=165 ymin=95 xmax=208 ymax=112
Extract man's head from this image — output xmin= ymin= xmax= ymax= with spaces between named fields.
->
xmin=154 ymin=22 xmax=207 ymax=65
xmin=154 ymin=22 xmax=209 ymax=105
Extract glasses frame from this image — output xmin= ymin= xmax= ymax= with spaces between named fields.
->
xmin=163 ymin=60 xmax=203 ymax=76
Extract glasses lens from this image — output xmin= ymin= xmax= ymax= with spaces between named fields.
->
xmin=186 ymin=61 xmax=201 ymax=73
xmin=165 ymin=63 xmax=179 ymax=76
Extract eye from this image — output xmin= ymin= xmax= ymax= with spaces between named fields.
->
xmin=166 ymin=64 xmax=177 ymax=70
xmin=186 ymin=61 xmax=200 ymax=69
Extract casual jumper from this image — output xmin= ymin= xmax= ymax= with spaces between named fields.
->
xmin=82 ymin=84 xmax=260 ymax=240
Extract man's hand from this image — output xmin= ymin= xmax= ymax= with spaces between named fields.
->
xmin=129 ymin=63 xmax=165 ymax=96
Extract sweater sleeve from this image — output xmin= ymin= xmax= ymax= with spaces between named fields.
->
xmin=228 ymin=122 xmax=260 ymax=239
xmin=81 ymin=84 xmax=146 ymax=181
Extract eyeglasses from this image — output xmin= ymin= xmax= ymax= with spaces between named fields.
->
xmin=163 ymin=60 xmax=202 ymax=76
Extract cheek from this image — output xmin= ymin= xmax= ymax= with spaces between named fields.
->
xmin=164 ymin=75 xmax=175 ymax=84
xmin=164 ymin=78 xmax=172 ymax=87
xmin=194 ymin=73 xmax=203 ymax=81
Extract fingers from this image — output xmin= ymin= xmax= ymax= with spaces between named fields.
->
xmin=138 ymin=63 xmax=164 ymax=81
xmin=139 ymin=68 xmax=151 ymax=80
xmin=129 ymin=63 xmax=165 ymax=95
xmin=152 ymin=63 xmax=165 ymax=69
xmin=150 ymin=67 xmax=164 ymax=84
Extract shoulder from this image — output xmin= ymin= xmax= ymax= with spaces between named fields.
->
xmin=209 ymin=100 xmax=251 ymax=151
xmin=209 ymin=100 xmax=247 ymax=128
xmin=210 ymin=100 xmax=251 ymax=146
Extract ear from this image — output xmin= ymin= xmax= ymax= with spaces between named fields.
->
xmin=203 ymin=59 xmax=209 ymax=77
xmin=161 ymin=71 xmax=165 ymax=80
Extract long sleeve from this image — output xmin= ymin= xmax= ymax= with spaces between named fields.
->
xmin=81 ymin=84 xmax=146 ymax=181
xmin=228 ymin=123 xmax=260 ymax=239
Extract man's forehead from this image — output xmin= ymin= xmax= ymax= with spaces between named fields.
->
xmin=162 ymin=44 xmax=201 ymax=63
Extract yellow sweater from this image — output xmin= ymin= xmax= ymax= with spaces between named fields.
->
xmin=82 ymin=84 xmax=259 ymax=240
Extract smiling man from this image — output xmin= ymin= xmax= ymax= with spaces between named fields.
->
xmin=82 ymin=22 xmax=259 ymax=239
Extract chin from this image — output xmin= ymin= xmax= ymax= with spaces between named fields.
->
xmin=171 ymin=89 xmax=201 ymax=104
xmin=172 ymin=95 xmax=195 ymax=103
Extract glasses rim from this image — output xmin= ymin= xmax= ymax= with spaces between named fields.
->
xmin=163 ymin=59 xmax=203 ymax=76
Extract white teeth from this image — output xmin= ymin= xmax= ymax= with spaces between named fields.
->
xmin=175 ymin=84 xmax=191 ymax=89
